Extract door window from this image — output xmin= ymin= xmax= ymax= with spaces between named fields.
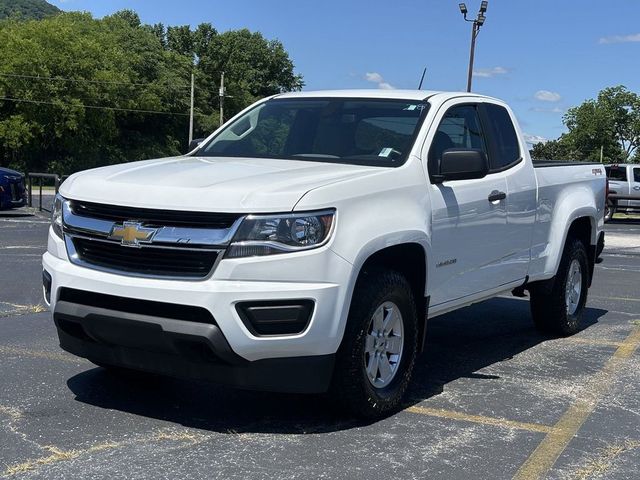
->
xmin=428 ymin=105 xmax=487 ymax=179
xmin=633 ymin=167 xmax=640 ymax=183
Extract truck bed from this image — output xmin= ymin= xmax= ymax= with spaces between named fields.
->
xmin=532 ymin=160 xmax=601 ymax=168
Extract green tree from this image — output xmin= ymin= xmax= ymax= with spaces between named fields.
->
xmin=0 ymin=10 xmax=303 ymax=174
xmin=563 ymin=85 xmax=639 ymax=163
xmin=0 ymin=12 xmax=193 ymax=173
xmin=167 ymin=25 xmax=194 ymax=58
xmin=0 ymin=0 xmax=59 ymax=20
xmin=530 ymin=137 xmax=576 ymax=161
xmin=198 ymin=29 xmax=304 ymax=121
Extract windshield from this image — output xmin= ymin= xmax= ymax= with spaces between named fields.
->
xmin=197 ymin=97 xmax=429 ymax=167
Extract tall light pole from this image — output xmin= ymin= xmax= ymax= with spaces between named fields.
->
xmin=219 ymin=71 xmax=225 ymax=127
xmin=459 ymin=1 xmax=488 ymax=92
xmin=188 ymin=72 xmax=195 ymax=144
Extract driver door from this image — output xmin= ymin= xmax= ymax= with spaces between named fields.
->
xmin=425 ymin=101 xmax=512 ymax=307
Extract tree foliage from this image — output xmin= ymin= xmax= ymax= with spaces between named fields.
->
xmin=531 ymin=86 xmax=640 ymax=164
xmin=0 ymin=11 xmax=303 ymax=174
xmin=0 ymin=0 xmax=59 ymax=20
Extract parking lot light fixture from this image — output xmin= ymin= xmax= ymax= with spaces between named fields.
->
xmin=460 ymin=1 xmax=489 ymax=92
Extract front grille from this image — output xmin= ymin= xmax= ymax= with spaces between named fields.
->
xmin=58 ymin=288 xmax=216 ymax=324
xmin=72 ymin=237 xmax=219 ymax=278
xmin=69 ymin=199 xmax=241 ymax=228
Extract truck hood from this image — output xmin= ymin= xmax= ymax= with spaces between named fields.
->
xmin=60 ymin=156 xmax=383 ymax=212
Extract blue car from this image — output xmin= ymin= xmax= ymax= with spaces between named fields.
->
xmin=0 ymin=167 xmax=27 ymax=210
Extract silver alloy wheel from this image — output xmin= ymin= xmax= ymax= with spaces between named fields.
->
xmin=565 ymin=259 xmax=582 ymax=315
xmin=364 ymin=301 xmax=404 ymax=388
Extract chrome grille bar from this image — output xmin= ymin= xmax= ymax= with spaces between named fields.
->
xmin=61 ymin=199 xmax=244 ymax=279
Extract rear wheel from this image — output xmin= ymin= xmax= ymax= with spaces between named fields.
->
xmin=529 ymin=237 xmax=589 ymax=336
xmin=331 ymin=269 xmax=418 ymax=418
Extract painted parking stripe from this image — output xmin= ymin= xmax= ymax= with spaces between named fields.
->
xmin=405 ymin=405 xmax=553 ymax=433
xmin=591 ymin=295 xmax=640 ymax=303
xmin=0 ymin=345 xmax=82 ymax=364
xmin=513 ymin=326 xmax=640 ymax=480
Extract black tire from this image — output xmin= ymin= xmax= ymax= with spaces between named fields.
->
xmin=529 ymin=237 xmax=589 ymax=336
xmin=330 ymin=268 xmax=418 ymax=418
xmin=604 ymin=201 xmax=615 ymax=222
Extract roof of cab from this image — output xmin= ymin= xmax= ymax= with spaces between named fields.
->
xmin=274 ymin=89 xmax=494 ymax=102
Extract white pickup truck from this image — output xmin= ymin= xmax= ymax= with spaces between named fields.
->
xmin=605 ymin=163 xmax=640 ymax=221
xmin=43 ymin=90 xmax=606 ymax=417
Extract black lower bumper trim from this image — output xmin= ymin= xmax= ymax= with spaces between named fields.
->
xmin=53 ymin=301 xmax=335 ymax=394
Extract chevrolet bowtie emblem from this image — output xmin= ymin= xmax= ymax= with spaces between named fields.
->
xmin=109 ymin=221 xmax=157 ymax=247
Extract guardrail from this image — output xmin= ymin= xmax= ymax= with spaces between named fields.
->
xmin=26 ymin=173 xmax=65 ymax=213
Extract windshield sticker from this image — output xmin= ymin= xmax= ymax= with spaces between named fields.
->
xmin=403 ymin=104 xmax=427 ymax=111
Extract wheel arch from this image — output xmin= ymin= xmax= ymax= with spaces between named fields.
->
xmin=340 ymin=236 xmax=430 ymax=352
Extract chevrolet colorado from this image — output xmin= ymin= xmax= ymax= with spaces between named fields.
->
xmin=43 ymin=90 xmax=606 ymax=417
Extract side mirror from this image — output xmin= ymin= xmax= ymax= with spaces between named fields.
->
xmin=188 ymin=138 xmax=205 ymax=153
xmin=432 ymin=149 xmax=489 ymax=183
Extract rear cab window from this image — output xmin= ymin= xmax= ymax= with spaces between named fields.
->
xmin=605 ymin=166 xmax=627 ymax=181
xmin=481 ymin=103 xmax=521 ymax=171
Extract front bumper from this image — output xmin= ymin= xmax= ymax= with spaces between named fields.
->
xmin=43 ymin=229 xmax=353 ymax=392
xmin=54 ymin=300 xmax=334 ymax=393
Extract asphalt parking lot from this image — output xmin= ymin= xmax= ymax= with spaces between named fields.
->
xmin=1 ymin=208 xmax=639 ymax=479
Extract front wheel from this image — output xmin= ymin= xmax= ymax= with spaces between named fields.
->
xmin=529 ymin=237 xmax=589 ymax=336
xmin=330 ymin=269 xmax=418 ymax=418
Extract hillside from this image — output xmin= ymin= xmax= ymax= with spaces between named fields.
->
xmin=0 ymin=0 xmax=60 ymax=20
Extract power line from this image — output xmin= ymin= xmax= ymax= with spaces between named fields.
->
xmin=0 ymin=72 xmax=191 ymax=89
xmin=0 ymin=96 xmax=190 ymax=116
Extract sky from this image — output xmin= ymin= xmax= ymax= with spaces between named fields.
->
xmin=50 ymin=0 xmax=640 ymax=145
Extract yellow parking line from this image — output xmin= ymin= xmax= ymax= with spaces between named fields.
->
xmin=0 ymin=345 xmax=81 ymax=364
xmin=563 ymin=337 xmax=624 ymax=348
xmin=2 ymin=428 xmax=209 ymax=476
xmin=513 ymin=326 xmax=640 ymax=480
xmin=405 ymin=405 xmax=553 ymax=434
xmin=591 ymin=295 xmax=640 ymax=303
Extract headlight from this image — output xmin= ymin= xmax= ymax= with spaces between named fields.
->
xmin=226 ymin=210 xmax=335 ymax=258
xmin=51 ymin=194 xmax=64 ymax=239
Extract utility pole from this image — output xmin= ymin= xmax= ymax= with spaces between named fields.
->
xmin=219 ymin=71 xmax=225 ymax=127
xmin=459 ymin=2 xmax=488 ymax=92
xmin=188 ymin=72 xmax=195 ymax=144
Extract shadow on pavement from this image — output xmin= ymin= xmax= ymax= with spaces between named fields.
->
xmin=66 ymin=297 xmax=608 ymax=433
xmin=608 ymin=217 xmax=640 ymax=226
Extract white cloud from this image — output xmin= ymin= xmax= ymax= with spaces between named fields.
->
xmin=524 ymin=133 xmax=547 ymax=145
xmin=364 ymin=72 xmax=394 ymax=90
xmin=599 ymin=33 xmax=640 ymax=44
xmin=472 ymin=66 xmax=509 ymax=78
xmin=365 ymin=72 xmax=384 ymax=83
xmin=530 ymin=106 xmax=564 ymax=114
xmin=534 ymin=90 xmax=561 ymax=102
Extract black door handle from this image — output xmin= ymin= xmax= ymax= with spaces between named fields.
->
xmin=488 ymin=190 xmax=507 ymax=202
